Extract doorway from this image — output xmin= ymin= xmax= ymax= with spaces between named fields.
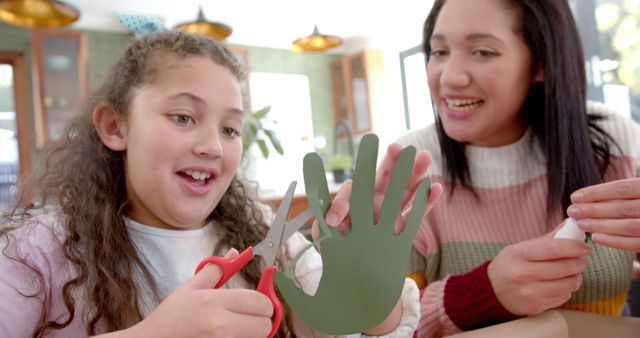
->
xmin=0 ymin=52 xmax=31 ymax=211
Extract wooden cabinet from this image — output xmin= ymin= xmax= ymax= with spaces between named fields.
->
xmin=31 ymin=30 xmax=87 ymax=148
xmin=329 ymin=49 xmax=385 ymax=136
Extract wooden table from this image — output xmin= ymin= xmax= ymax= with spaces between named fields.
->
xmin=448 ymin=310 xmax=640 ymax=338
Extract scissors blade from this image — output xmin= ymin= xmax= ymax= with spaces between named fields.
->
xmin=279 ymin=207 xmax=315 ymax=246
xmin=253 ymin=181 xmax=297 ymax=266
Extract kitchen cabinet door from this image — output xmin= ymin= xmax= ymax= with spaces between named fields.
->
xmin=329 ymin=49 xmax=385 ymax=136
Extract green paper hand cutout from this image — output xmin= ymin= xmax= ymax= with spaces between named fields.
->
xmin=274 ymin=134 xmax=430 ymax=335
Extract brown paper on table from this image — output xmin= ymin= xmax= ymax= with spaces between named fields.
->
xmin=448 ymin=310 xmax=640 ymax=338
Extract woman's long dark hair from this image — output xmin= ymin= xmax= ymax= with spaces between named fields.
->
xmin=1 ymin=31 xmax=294 ymax=337
xmin=423 ymin=0 xmax=617 ymax=214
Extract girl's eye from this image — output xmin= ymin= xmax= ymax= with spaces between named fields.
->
xmin=222 ymin=127 xmax=241 ymax=138
xmin=170 ymin=113 xmax=194 ymax=126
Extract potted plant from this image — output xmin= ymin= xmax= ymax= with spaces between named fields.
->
xmin=328 ymin=155 xmax=353 ymax=183
xmin=243 ymin=106 xmax=283 ymax=159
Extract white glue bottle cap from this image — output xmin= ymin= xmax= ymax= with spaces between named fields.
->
xmin=554 ymin=218 xmax=586 ymax=241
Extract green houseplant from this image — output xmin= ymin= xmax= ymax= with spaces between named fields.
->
xmin=328 ymin=155 xmax=353 ymax=183
xmin=243 ymin=106 xmax=283 ymax=159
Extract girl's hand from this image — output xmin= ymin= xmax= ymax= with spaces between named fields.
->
xmin=488 ymin=235 xmax=592 ymax=316
xmin=569 ymin=178 xmax=640 ymax=251
xmin=128 ymin=249 xmax=274 ymax=338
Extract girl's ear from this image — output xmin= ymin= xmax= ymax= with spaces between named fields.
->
xmin=93 ymin=104 xmax=127 ymax=151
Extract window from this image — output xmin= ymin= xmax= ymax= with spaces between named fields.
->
xmin=242 ymin=72 xmax=315 ymax=200
xmin=0 ymin=52 xmax=30 ymax=211
xmin=399 ymin=45 xmax=435 ymax=131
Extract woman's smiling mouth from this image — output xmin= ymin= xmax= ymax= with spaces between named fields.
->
xmin=446 ymin=98 xmax=484 ymax=111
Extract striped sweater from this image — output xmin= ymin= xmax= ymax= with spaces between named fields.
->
xmin=397 ymin=102 xmax=639 ymax=338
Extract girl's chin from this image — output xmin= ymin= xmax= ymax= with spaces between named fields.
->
xmin=167 ymin=209 xmax=215 ymax=229
xmin=166 ymin=219 xmax=208 ymax=230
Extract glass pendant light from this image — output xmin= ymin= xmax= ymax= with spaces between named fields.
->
xmin=0 ymin=0 xmax=79 ymax=28
xmin=292 ymin=25 xmax=342 ymax=53
xmin=174 ymin=6 xmax=232 ymax=41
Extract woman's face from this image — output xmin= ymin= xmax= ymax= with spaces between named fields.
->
xmin=427 ymin=0 xmax=539 ymax=147
xmin=120 ymin=54 xmax=244 ymax=230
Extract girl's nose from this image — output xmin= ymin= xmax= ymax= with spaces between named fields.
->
xmin=194 ymin=128 xmax=223 ymax=159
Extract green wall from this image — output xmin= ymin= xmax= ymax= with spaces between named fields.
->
xmin=0 ymin=21 xmax=337 ymax=163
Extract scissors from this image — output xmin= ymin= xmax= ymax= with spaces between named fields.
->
xmin=195 ymin=180 xmax=314 ymax=338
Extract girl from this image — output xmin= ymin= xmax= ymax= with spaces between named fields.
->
xmin=377 ymin=0 xmax=640 ymax=336
xmin=0 ymin=31 xmax=431 ymax=337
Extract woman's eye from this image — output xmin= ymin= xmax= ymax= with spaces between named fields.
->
xmin=222 ymin=127 xmax=241 ymax=138
xmin=429 ymin=48 xmax=448 ymax=57
xmin=170 ymin=113 xmax=194 ymax=126
xmin=473 ymin=49 xmax=498 ymax=57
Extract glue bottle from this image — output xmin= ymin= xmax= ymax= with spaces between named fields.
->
xmin=554 ymin=218 xmax=586 ymax=241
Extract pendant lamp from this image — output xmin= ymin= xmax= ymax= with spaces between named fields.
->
xmin=174 ymin=6 xmax=232 ymax=41
xmin=0 ymin=0 xmax=79 ymax=28
xmin=292 ymin=25 xmax=342 ymax=53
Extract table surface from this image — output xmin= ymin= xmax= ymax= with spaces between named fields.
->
xmin=448 ymin=310 xmax=640 ymax=338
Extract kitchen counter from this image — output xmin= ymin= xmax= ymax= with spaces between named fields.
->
xmin=259 ymin=174 xmax=343 ymax=227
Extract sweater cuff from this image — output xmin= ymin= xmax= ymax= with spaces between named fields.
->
xmin=444 ymin=261 xmax=521 ymax=331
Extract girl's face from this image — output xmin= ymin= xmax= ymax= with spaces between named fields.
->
xmin=427 ymin=0 xmax=538 ymax=147
xmin=122 ymin=55 xmax=244 ymax=230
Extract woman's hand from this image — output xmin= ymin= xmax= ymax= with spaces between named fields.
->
xmin=312 ymin=142 xmax=443 ymax=240
xmin=102 ymin=249 xmax=274 ymax=338
xmin=569 ymin=178 xmax=640 ymax=251
xmin=289 ymin=138 xmax=441 ymax=335
xmin=488 ymin=235 xmax=592 ymax=316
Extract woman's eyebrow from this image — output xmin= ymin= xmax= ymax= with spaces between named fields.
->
xmin=466 ymin=33 xmax=504 ymax=45
xmin=430 ymin=32 xmax=504 ymax=45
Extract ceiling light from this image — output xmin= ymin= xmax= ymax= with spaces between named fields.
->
xmin=0 ymin=0 xmax=79 ymax=28
xmin=292 ymin=25 xmax=342 ymax=53
xmin=174 ymin=6 xmax=232 ymax=42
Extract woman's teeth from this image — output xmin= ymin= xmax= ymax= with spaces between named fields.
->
xmin=446 ymin=99 xmax=483 ymax=111
xmin=184 ymin=170 xmax=211 ymax=181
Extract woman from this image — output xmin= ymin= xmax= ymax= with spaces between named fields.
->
xmin=392 ymin=0 xmax=640 ymax=336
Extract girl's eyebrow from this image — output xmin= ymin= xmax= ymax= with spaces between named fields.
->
xmin=168 ymin=92 xmax=244 ymax=115
xmin=228 ymin=108 xmax=244 ymax=116
xmin=168 ymin=92 xmax=206 ymax=104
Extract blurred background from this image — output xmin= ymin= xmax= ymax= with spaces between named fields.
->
xmin=0 ymin=0 xmax=639 ymax=211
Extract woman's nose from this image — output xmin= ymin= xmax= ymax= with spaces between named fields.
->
xmin=440 ymin=57 xmax=471 ymax=88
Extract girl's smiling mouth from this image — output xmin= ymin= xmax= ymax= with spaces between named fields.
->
xmin=177 ymin=169 xmax=218 ymax=193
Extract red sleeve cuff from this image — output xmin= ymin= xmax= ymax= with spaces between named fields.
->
xmin=444 ymin=260 xmax=521 ymax=331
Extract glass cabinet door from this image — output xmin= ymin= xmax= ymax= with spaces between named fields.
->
xmin=349 ymin=55 xmax=371 ymax=133
xmin=330 ymin=60 xmax=350 ymax=122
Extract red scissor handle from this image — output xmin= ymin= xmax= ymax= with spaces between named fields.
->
xmin=194 ymin=248 xmax=283 ymax=337
xmin=195 ymin=247 xmax=254 ymax=288
xmin=257 ymin=266 xmax=282 ymax=338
